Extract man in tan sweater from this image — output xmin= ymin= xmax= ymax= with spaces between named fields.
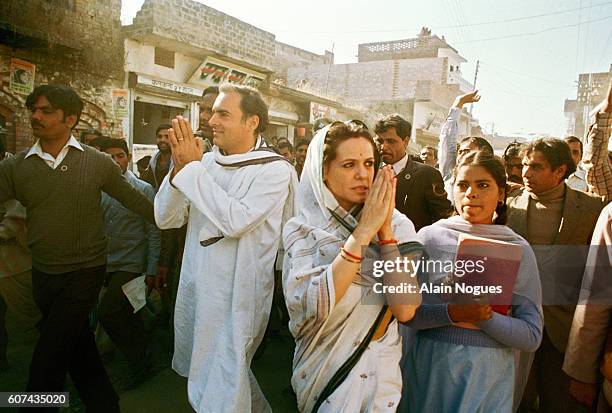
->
xmin=507 ymin=138 xmax=606 ymax=413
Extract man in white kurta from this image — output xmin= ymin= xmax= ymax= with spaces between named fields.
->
xmin=154 ymin=85 xmax=296 ymax=412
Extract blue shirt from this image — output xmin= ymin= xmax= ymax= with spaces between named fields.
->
xmin=102 ymin=170 xmax=160 ymax=275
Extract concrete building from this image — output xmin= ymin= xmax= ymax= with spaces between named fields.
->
xmin=0 ymin=0 xmax=125 ymax=153
xmin=287 ymin=27 xmax=477 ymax=149
xmin=564 ymin=64 xmax=612 ymax=139
xmin=123 ymin=0 xmax=363 ymax=162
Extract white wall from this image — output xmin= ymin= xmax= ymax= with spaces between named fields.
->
xmin=124 ymin=38 xmax=202 ymax=83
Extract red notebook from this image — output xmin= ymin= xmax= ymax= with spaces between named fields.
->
xmin=452 ymin=233 xmax=523 ymax=330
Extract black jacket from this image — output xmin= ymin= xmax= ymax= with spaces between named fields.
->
xmin=394 ymin=158 xmax=454 ymax=231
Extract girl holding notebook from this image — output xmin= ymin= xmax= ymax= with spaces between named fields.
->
xmin=401 ymin=151 xmax=543 ymax=413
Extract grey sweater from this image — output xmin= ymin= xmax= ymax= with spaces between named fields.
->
xmin=0 ymin=145 xmax=154 ymax=274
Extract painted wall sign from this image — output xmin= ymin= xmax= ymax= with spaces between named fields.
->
xmin=189 ymin=57 xmax=265 ymax=88
xmin=137 ymin=74 xmax=203 ymax=97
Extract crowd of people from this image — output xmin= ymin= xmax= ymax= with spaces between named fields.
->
xmin=0 ymin=78 xmax=611 ymax=413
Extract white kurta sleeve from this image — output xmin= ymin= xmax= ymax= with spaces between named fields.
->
xmin=154 ymin=172 xmax=190 ymax=229
xmin=172 ymin=160 xmax=291 ymax=238
xmin=438 ymin=107 xmax=460 ymax=201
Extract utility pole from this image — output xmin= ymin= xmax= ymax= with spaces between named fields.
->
xmin=582 ymin=72 xmax=592 ymax=138
xmin=324 ymin=42 xmax=335 ymax=97
xmin=470 ymin=60 xmax=480 ymax=117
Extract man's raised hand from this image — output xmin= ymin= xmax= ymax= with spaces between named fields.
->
xmin=168 ymin=116 xmax=204 ymax=173
xmin=453 ymin=90 xmax=481 ymax=109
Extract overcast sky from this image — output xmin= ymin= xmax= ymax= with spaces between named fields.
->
xmin=121 ymin=0 xmax=612 ymax=137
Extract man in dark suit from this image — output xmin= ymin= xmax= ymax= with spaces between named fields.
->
xmin=507 ymin=138 xmax=606 ymax=413
xmin=374 ymin=114 xmax=453 ymax=230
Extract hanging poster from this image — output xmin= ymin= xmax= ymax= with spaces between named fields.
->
xmin=111 ymin=89 xmax=129 ymax=118
xmin=9 ymin=58 xmax=35 ymax=95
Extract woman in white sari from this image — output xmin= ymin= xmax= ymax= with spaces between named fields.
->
xmin=282 ymin=121 xmax=422 ymax=412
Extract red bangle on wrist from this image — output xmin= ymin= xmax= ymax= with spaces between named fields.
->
xmin=341 ymin=246 xmax=363 ymax=262
xmin=378 ymin=239 xmax=398 ymax=245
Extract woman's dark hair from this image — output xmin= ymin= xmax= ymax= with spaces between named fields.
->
xmin=25 ymin=84 xmax=84 ymax=128
xmin=521 ymin=138 xmax=576 ymax=179
xmin=323 ymin=121 xmax=380 ymax=170
xmin=453 ymin=151 xmax=508 ymax=225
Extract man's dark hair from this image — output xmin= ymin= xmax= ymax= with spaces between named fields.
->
xmin=90 ymin=136 xmax=110 ymax=150
xmin=522 ymin=138 xmax=576 ymax=179
xmin=564 ymin=135 xmax=583 ymax=155
xmin=277 ymin=141 xmax=294 ymax=153
xmin=202 ymin=86 xmax=219 ymax=97
xmin=101 ymin=138 xmax=129 ymax=155
xmin=295 ymin=139 xmax=310 ymax=150
xmin=25 ymin=84 xmax=84 ymax=128
xmin=458 ymin=136 xmax=494 ymax=154
xmin=374 ymin=114 xmax=412 ymax=140
xmin=155 ymin=124 xmax=172 ymax=136
xmin=503 ymin=141 xmax=524 ymax=161
xmin=79 ymin=129 xmax=102 ymax=142
xmin=219 ymin=84 xmax=269 ymax=134
xmin=423 ymin=145 xmax=438 ymax=158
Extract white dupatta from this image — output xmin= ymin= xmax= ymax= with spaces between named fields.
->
xmin=282 ymin=125 xmax=417 ymax=412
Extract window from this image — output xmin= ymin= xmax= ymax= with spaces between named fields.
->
xmin=154 ymin=47 xmax=175 ymax=69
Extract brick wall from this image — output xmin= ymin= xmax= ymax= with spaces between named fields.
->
xmin=287 ymin=57 xmax=446 ymax=104
xmin=129 ymin=0 xmax=276 ymax=71
xmin=273 ymin=42 xmax=333 ymax=84
xmin=0 ymin=0 xmax=125 ymax=152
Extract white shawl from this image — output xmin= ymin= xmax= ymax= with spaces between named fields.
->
xmin=282 ymin=125 xmax=417 ymax=412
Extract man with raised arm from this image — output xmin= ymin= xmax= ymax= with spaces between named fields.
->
xmin=154 ymin=84 xmax=297 ymax=412
xmin=437 ymin=91 xmax=482 ymax=200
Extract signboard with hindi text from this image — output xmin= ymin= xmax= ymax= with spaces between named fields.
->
xmin=188 ymin=57 xmax=265 ymax=89
xmin=136 ymin=74 xmax=203 ymax=97
xmin=310 ymin=102 xmax=337 ymax=124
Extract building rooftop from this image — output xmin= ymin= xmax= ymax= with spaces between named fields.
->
xmin=357 ymin=27 xmax=460 ymax=62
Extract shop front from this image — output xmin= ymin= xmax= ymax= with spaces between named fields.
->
xmin=127 ymin=72 xmax=202 ymax=164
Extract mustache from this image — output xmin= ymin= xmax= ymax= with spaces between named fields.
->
xmin=31 ymin=120 xmax=43 ymax=128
